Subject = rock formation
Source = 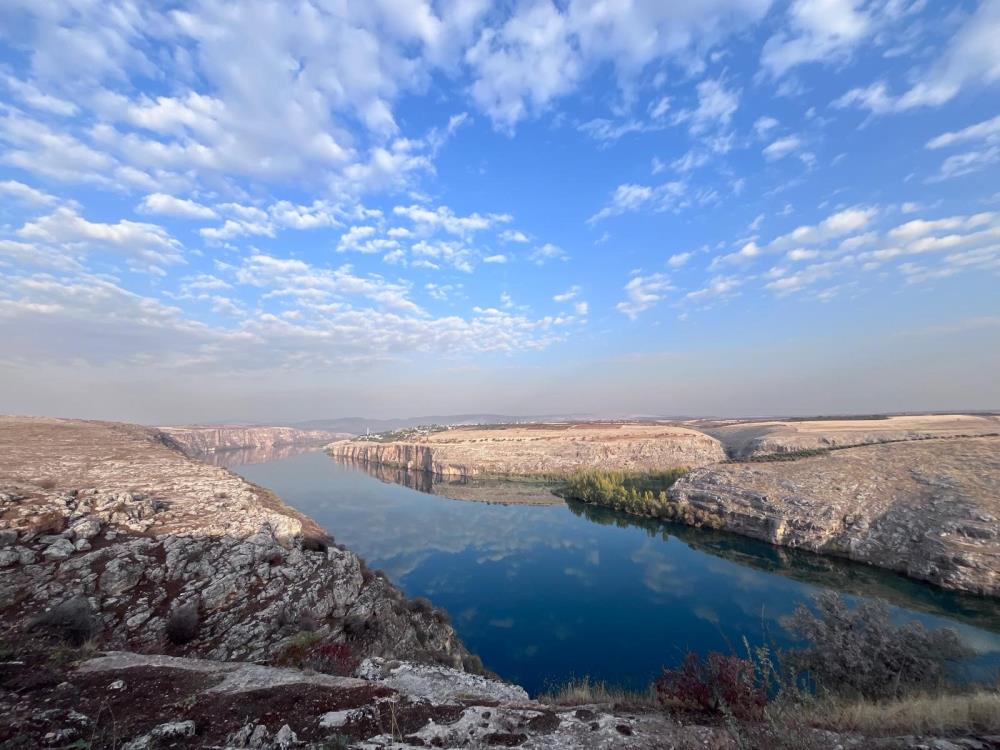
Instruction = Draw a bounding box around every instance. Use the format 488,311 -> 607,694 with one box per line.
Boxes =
0,416 -> 466,664
329,423 -> 727,478
697,414 -> 1000,459
160,425 -> 348,455
670,436 -> 1000,597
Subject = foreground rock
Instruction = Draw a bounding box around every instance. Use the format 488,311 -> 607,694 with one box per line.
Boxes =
0,416 -> 468,664
330,423 -> 727,478
695,414 -> 1000,459
671,436 -> 1000,597
161,425 -> 350,455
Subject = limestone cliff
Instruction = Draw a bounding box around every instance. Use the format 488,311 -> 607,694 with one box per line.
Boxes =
670,436 -> 1000,597
160,425 -> 347,455
0,416 -> 467,665
329,422 -> 727,478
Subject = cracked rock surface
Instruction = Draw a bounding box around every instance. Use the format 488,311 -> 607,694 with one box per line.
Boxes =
671,436 -> 1000,597
0,415 -> 468,664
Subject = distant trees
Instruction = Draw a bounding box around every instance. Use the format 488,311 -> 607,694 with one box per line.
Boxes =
560,469 -> 719,527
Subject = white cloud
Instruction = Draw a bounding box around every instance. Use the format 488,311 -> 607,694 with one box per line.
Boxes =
616,273 -> 671,319
0,180 -> 58,205
589,181 -> 686,222
17,207 -> 183,267
763,135 -> 803,160
834,1 -> 1000,114
483,254 -> 508,263
667,252 -> 692,267
531,243 -> 569,264
337,225 -> 378,252
926,114 -> 1000,150
465,1 -> 770,130
138,193 -> 217,220
499,229 -> 530,243
676,78 -> 740,135
753,116 -> 779,137
393,204 -> 511,236
685,275 -> 742,301
761,0 -> 872,77
553,285 -> 581,302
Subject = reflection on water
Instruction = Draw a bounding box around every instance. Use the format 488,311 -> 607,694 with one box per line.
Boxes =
340,457 -> 565,505
231,451 -> 1000,695
200,444 -> 321,467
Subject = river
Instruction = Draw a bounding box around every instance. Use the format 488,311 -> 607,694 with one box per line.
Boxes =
226,447 -> 1000,696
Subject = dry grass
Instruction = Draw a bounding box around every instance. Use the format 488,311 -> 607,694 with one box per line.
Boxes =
803,690 -> 1000,736
538,677 -> 659,709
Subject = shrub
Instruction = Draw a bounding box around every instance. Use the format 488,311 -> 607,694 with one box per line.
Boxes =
406,597 -> 434,615
274,630 -> 324,666
301,534 -> 329,553
781,592 -> 971,700
655,652 -> 767,719
30,596 -> 99,645
165,602 -> 200,644
559,469 -> 721,526
304,642 -> 358,676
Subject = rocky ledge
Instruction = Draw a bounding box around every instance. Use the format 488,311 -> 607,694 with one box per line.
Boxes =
329,423 -> 727,478
161,425 -> 349,456
670,436 -> 1000,597
0,416 -> 468,664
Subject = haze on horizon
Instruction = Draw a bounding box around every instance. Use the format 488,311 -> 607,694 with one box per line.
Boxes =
1,1 -> 998,426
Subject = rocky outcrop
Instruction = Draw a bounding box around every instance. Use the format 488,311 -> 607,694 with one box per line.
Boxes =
161,425 -> 348,455
670,436 -> 1000,597
0,647 -> 739,749
0,416 -> 467,665
329,423 -> 727,478
698,414 -> 1000,459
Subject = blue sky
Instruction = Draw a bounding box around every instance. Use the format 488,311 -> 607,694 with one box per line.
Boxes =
0,0 -> 998,423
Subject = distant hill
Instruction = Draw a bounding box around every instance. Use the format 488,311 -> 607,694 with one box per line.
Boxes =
287,414 -> 596,435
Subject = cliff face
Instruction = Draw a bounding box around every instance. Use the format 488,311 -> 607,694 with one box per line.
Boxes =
670,436 -> 1000,597
329,423 -> 727,478
160,425 -> 346,455
699,414 -> 1000,459
0,416 -> 466,665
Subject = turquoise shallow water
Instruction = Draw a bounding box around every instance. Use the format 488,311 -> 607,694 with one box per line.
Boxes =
230,450 -> 1000,696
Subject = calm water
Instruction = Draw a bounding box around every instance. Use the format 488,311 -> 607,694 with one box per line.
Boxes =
230,449 -> 1000,695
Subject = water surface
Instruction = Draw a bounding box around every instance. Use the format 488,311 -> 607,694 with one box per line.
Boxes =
229,449 -> 1000,695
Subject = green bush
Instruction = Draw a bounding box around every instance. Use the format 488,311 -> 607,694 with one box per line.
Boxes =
560,469 -> 720,526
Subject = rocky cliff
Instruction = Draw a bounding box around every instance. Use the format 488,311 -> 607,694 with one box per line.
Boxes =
670,436 -> 1000,597
329,423 -> 727,478
0,416 -> 467,664
698,414 -> 1000,459
160,425 -> 347,455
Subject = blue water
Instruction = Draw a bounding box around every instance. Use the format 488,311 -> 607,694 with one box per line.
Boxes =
231,450 -> 1000,696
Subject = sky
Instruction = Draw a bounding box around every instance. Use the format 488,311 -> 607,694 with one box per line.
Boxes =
0,0 -> 998,424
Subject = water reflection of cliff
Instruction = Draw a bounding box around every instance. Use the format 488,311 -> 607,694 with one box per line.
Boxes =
200,445 -> 322,467
332,457 -> 565,506
565,499 -> 1000,633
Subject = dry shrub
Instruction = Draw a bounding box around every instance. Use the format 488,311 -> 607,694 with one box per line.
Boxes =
30,597 -> 99,645
304,642 -> 358,676
166,602 -> 200,644
782,592 -> 970,700
540,677 -> 658,709
803,690 -> 1000,736
655,652 -> 767,719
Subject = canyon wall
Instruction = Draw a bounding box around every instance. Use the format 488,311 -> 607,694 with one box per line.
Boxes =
329,423 -> 727,478
670,436 -> 1000,597
160,425 -> 348,455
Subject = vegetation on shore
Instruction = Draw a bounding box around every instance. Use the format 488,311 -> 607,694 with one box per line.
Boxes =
542,591 -> 995,746
557,468 -> 722,527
